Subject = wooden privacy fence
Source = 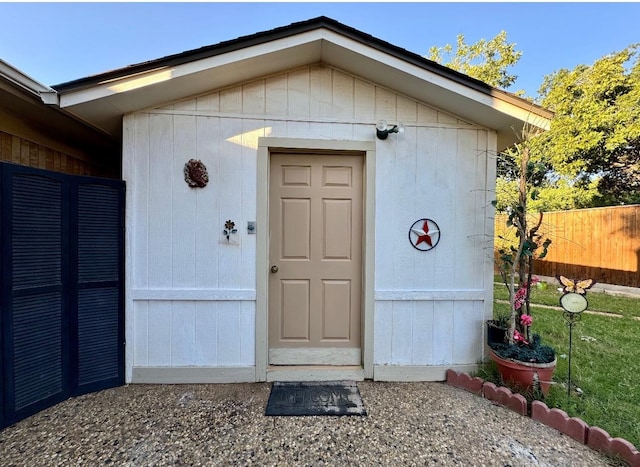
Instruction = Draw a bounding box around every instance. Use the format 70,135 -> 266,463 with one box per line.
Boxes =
495,205 -> 640,288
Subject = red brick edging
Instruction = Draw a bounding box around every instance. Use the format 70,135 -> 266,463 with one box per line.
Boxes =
446,369 -> 640,466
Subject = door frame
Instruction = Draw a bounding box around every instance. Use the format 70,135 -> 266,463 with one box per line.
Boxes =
256,138 -> 376,381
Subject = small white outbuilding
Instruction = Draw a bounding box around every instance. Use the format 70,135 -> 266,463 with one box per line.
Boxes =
53,17 -> 552,384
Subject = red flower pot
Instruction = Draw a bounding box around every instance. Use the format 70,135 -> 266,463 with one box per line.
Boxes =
489,350 -> 556,396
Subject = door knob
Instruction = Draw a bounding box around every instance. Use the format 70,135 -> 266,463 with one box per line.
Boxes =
271,265 -> 279,273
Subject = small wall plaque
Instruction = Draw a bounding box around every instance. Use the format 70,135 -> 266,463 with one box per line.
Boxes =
184,159 -> 209,188
224,220 -> 238,241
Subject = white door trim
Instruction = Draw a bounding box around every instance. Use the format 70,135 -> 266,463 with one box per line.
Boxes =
269,348 -> 362,365
256,137 -> 376,381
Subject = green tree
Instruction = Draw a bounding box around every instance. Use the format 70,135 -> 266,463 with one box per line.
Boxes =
495,176 -> 600,213
538,45 -> 640,206
427,30 -> 522,90
431,33 -> 640,209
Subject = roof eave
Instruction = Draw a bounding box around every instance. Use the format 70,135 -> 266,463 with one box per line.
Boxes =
1,59 -> 118,153
52,16 -> 552,149
0,58 -> 56,97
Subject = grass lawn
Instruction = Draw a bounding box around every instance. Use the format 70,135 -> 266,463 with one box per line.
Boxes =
488,278 -> 640,450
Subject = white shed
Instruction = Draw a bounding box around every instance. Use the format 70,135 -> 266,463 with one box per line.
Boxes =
52,17 -> 552,384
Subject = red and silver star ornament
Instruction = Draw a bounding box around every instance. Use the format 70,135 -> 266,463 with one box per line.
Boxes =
409,218 -> 441,251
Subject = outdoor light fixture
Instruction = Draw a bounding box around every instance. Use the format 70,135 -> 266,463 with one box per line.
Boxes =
376,120 -> 404,140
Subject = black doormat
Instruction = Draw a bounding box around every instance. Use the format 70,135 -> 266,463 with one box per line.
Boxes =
265,381 -> 367,416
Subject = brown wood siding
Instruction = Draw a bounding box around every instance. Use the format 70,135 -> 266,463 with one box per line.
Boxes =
0,130 -> 111,178
495,205 -> 640,288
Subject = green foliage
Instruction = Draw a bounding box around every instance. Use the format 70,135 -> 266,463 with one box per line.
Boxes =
494,275 -> 640,319
491,308 -> 511,328
427,30 -> 522,90
495,176 -> 601,212
537,45 -> 640,205
491,282 -> 640,449
494,128 -> 553,353
535,305 -> 640,448
430,31 -> 640,208
489,334 -> 556,364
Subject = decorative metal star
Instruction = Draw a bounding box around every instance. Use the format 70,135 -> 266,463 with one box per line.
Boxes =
412,221 -> 433,246
408,218 -> 441,251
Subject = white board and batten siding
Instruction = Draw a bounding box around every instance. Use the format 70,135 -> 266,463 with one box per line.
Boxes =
123,64 -> 497,383
374,122 -> 495,381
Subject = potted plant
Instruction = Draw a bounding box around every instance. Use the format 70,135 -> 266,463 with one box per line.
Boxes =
491,125 -> 556,396
488,279 -> 557,395
486,309 -> 510,346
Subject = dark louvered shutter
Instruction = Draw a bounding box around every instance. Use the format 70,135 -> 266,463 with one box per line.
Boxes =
9,173 -> 66,413
1,163 -> 124,429
76,183 -> 123,389
12,293 -> 63,409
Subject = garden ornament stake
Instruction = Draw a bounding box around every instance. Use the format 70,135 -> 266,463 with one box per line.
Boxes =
557,276 -> 594,399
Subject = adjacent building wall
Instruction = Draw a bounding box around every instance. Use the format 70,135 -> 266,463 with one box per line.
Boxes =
123,64 -> 497,382
0,129 -> 110,177
0,93 -> 119,178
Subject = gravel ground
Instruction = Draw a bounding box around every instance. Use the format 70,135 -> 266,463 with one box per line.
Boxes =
0,381 -> 618,466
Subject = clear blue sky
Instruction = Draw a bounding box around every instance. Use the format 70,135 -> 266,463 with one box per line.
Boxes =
1,2 -> 639,98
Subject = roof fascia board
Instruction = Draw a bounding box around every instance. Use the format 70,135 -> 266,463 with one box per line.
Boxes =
317,18 -> 551,123
325,32 -> 488,101
321,31 -> 551,129
0,59 -> 60,106
58,29 -> 325,108
53,16 -> 486,95
53,16 -> 550,119
488,97 -> 551,131
58,26 -> 550,130
53,17 -> 340,92
0,59 -> 54,96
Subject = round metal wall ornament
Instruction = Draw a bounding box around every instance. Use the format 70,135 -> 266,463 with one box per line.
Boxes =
184,159 -> 209,188
409,218 -> 441,251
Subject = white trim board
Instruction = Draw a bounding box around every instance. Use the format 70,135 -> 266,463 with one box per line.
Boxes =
131,367 -> 256,384
374,290 -> 484,301
266,366 -> 365,382
374,364 -> 479,382
142,109 -> 479,130
132,289 -> 256,301
269,348 -> 361,365
131,365 -> 481,383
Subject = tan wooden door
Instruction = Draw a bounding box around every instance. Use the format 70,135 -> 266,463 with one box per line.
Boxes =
269,153 -> 363,365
